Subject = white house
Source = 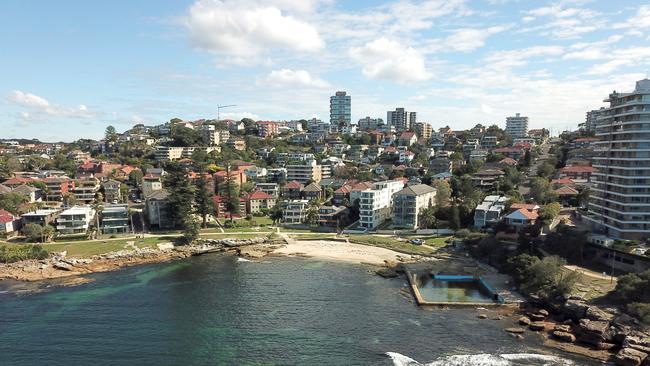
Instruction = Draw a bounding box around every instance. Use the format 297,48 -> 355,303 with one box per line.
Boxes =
56,206 -> 96,235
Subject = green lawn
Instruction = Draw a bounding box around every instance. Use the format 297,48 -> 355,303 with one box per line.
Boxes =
347,235 -> 440,256
423,236 -> 453,247
41,237 -> 169,257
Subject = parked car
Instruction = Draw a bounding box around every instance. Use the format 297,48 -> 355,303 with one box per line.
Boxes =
409,239 -> 424,245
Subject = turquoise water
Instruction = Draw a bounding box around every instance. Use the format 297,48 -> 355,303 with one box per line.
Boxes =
417,278 -> 495,303
0,255 -> 597,365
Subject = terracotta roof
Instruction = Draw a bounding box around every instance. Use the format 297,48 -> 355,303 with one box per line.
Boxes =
551,177 -> 575,186
350,181 -> 374,191
400,132 -> 416,139
0,209 -> 14,223
508,208 -> 539,220
560,165 -> 596,173
555,185 -> 579,195
0,184 -> 12,194
510,203 -> 539,210
12,185 -> 38,194
334,185 -> 352,194
302,182 -> 321,192
499,157 -> 518,165
2,177 -> 34,186
247,190 -> 273,200
284,180 -> 303,189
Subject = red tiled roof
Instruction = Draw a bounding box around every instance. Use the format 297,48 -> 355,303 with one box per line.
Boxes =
499,157 -> 518,165
2,177 -> 34,186
510,208 -> 539,220
560,165 -> 595,173
335,185 -> 352,194
555,185 -> 579,195
247,190 -> 273,200
284,180 -> 303,189
510,203 -> 539,210
551,177 -> 575,185
0,209 -> 14,223
400,132 -> 416,139
350,181 -> 373,191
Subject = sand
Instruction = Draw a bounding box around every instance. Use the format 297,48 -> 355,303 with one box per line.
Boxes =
272,239 -> 413,266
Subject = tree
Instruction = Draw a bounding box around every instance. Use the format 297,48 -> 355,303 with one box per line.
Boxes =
539,202 -> 561,225
449,204 -> 461,230
129,170 -> 144,188
62,193 -> 77,207
164,163 -> 196,243
195,175 -> 215,228
170,125 -> 202,147
269,202 -> 283,224
42,225 -> 56,242
536,162 -> 555,178
191,149 -> 209,172
0,193 -> 28,215
507,254 -> 578,299
105,125 -> 118,142
305,204 -> 319,226
530,177 -> 557,204
23,223 -> 44,243
431,180 -> 451,207
180,216 -> 200,245
419,207 -> 437,229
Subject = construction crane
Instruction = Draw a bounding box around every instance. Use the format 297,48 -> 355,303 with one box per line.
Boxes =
217,104 -> 237,122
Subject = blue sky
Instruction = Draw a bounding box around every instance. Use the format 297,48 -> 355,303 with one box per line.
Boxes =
2,0 -> 649,141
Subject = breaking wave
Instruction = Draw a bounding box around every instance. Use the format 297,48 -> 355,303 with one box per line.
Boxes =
386,352 -> 574,366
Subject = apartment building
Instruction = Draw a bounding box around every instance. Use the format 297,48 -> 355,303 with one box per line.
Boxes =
387,108 -> 416,132
473,195 -> 507,228
286,159 -> 322,184
73,178 -> 100,204
505,113 -> 529,138
256,121 -> 279,137
255,182 -> 279,198
282,200 -> 310,224
358,180 -> 405,229
586,79 -> 650,239
330,91 -> 351,126
43,177 -> 74,201
414,122 -> 432,140
100,204 -> 130,234
200,126 -> 230,146
358,117 -> 383,131
154,146 -> 220,161
103,179 -> 122,203
56,206 -> 95,235
392,184 -> 436,229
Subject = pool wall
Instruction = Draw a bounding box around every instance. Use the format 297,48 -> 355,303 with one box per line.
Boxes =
406,271 -> 505,306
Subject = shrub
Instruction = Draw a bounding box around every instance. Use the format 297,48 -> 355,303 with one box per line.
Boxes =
627,303 -> 650,324
0,244 -> 49,263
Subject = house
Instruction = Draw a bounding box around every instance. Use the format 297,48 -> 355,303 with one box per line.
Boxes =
0,209 -> 18,233
146,190 -> 174,229
302,182 -> 323,201
555,185 -> 579,206
559,165 -> 595,184
333,184 -> 352,205
103,179 -> 122,203
100,204 -> 130,234
471,169 -> 505,190
282,180 -> 304,199
498,157 -> 518,167
392,184 -> 436,229
318,205 -> 349,227
21,209 -> 61,227
473,196 -> 507,228
1,176 -> 34,188
246,191 -> 276,214
142,174 -> 163,198
505,207 -> 539,230
492,147 -> 525,160
398,132 -> 417,146
212,195 -> 247,218
429,157 -> 453,175
255,183 -> 279,198
399,151 -> 415,163
282,200 -> 310,224
56,206 -> 96,235
11,185 -> 41,203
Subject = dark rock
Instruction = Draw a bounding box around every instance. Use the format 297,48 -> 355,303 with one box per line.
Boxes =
614,347 -> 648,366
478,314 -> 488,319
518,316 -> 531,326
538,309 -> 549,317
565,299 -> 589,320
376,267 -> 398,278
554,324 -> 572,333
552,331 -> 576,343
529,322 -> 546,331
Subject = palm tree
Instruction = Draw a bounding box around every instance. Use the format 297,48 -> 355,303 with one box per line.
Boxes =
42,225 -> 56,243
419,207 -> 437,231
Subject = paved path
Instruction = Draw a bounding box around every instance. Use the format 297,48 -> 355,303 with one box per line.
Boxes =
565,265 -> 617,282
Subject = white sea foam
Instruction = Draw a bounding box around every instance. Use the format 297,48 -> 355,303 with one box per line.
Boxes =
237,257 -> 252,262
386,352 -> 574,366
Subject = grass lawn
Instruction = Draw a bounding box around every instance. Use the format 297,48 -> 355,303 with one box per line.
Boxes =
568,269 -> 617,301
347,235 -> 439,256
423,236 -> 453,247
41,236 -> 170,257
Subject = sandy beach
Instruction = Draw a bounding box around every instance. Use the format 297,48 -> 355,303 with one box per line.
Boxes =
271,238 -> 415,266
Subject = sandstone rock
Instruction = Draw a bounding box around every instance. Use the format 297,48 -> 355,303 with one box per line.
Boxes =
614,347 -> 648,366
565,299 -> 589,320
505,328 -> 525,334
375,267 -> 398,278
52,261 -> 73,271
577,319 -> 612,346
538,309 -> 549,317
529,322 -> 546,331
554,324 -> 572,333
518,316 -> 531,326
596,342 -> 617,351
478,314 -> 488,319
586,306 -> 615,322
552,331 -> 576,343
530,313 -> 546,321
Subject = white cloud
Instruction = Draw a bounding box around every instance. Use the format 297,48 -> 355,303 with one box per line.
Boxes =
484,45 -> 564,69
613,5 -> 650,30
184,0 -> 324,57
349,38 -> 431,83
221,111 -> 260,120
445,25 -> 509,52
585,59 -> 632,75
7,90 -> 95,119
521,3 -> 602,39
259,69 -> 330,88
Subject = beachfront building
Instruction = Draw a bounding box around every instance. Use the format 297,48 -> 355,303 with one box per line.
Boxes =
505,113 -> 529,138
146,190 -> 174,229
100,204 -> 130,234
73,178 -> 100,204
585,79 -> 650,239
43,177 -> 73,201
358,180 -> 405,230
392,184 -> 436,229
318,205 -> 349,227
0,209 -> 18,233
282,200 -> 310,224
246,191 -> 276,214
21,209 -> 61,227
103,179 -> 122,203
56,206 -> 95,235
473,195 -> 507,228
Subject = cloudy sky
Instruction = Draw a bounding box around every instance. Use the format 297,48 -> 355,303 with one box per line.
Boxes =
2,0 -> 650,141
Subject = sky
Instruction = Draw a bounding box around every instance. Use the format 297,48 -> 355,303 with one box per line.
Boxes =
1,0 -> 650,142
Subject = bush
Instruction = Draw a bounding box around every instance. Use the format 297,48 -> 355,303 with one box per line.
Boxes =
0,244 -> 49,263
506,254 -> 577,299
627,303 -> 650,324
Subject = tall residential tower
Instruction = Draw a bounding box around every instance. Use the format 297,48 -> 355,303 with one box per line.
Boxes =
330,91 -> 351,127
585,79 -> 650,239
505,113 -> 529,138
